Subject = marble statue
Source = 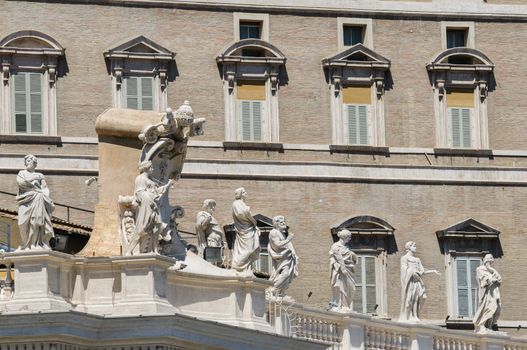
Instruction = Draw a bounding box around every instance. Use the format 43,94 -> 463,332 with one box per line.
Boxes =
473,254 -> 502,334
16,155 -> 55,250
120,101 -> 205,258
125,160 -> 175,255
399,241 -> 439,322
231,187 -> 260,275
268,215 -> 298,298
196,199 -> 225,253
329,229 -> 357,312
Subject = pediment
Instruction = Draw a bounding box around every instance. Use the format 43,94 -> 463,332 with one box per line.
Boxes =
105,36 -> 174,60
436,218 -> 499,239
331,215 -> 395,236
322,44 -> 390,68
0,31 -> 64,55
216,39 -> 286,65
427,47 -> 494,70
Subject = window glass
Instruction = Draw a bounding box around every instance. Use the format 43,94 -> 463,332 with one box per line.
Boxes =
343,26 -> 364,46
447,29 -> 467,49
240,21 -> 261,40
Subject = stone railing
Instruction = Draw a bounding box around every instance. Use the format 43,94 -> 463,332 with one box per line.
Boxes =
268,299 -> 527,350
0,255 -> 13,301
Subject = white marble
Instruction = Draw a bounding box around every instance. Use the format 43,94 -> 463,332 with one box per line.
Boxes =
231,187 -> 261,275
267,215 -> 298,298
329,229 -> 357,313
473,254 -> 503,334
399,241 -> 440,323
16,155 -> 55,250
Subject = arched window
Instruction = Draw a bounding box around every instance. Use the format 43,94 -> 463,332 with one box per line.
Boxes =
0,31 -> 65,136
323,44 -> 391,148
217,39 -> 286,144
104,36 -> 176,111
331,215 -> 396,316
426,48 -> 495,150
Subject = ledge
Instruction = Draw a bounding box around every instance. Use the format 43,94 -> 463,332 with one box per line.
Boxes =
223,141 -> 284,152
0,134 -> 62,145
329,145 -> 390,156
433,148 -> 493,158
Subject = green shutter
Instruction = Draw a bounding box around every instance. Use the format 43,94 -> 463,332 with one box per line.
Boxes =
348,105 -> 357,145
451,108 -> 461,148
13,72 -> 42,133
140,77 -> 153,111
461,108 -> 471,148
470,259 -> 481,317
14,73 -> 27,133
347,104 -> 368,145
29,73 -> 42,133
353,256 -> 363,313
241,101 -> 252,141
239,100 -> 263,141
365,256 -> 377,313
456,258 -> 469,317
252,101 -> 262,141
126,77 -> 138,110
358,105 -> 368,145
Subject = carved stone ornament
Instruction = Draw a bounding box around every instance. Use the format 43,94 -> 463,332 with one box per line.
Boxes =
121,101 -> 206,257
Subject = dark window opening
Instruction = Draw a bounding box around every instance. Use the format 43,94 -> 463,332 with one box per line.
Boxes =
240,21 -> 262,40
343,26 -> 364,46
447,29 -> 467,49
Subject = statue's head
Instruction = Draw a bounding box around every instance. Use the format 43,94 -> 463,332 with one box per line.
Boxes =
272,215 -> 287,231
405,241 -> 417,253
175,100 -> 194,127
483,254 -> 494,265
337,229 -> 352,243
234,187 -> 247,200
202,199 -> 216,212
24,154 -> 38,169
138,160 -> 153,174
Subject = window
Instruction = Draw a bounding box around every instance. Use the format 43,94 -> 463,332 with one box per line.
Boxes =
343,87 -> 371,145
331,216 -> 396,317
446,29 -> 467,49
13,72 -> 43,134
234,13 -> 269,41
323,45 -> 390,146
441,22 -> 474,50
343,26 -> 364,46
338,18 -> 373,50
454,256 -> 481,318
436,218 -> 501,327
217,40 -> 285,143
240,21 -> 262,40
0,31 -> 65,136
353,255 -> 377,314
427,48 -> 494,150
447,91 -> 474,148
104,36 -> 175,112
124,76 -> 154,110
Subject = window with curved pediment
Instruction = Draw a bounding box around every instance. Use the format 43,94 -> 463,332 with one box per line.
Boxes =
0,31 -> 65,135
322,44 -> 391,147
104,36 -> 176,111
426,48 -> 495,150
331,216 -> 396,316
217,39 -> 286,143
436,218 -> 502,327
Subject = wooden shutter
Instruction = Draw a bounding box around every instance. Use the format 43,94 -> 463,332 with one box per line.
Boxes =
469,258 -> 481,317
13,72 -> 42,133
450,108 -> 471,148
364,256 -> 377,313
346,105 -> 369,145
461,108 -> 471,148
14,73 -> 27,133
353,256 -> 364,312
29,73 -> 42,133
140,77 -> 153,110
239,100 -> 263,141
126,77 -> 138,110
456,258 -> 470,317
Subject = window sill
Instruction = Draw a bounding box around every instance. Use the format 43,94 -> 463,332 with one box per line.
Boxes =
329,144 -> 389,156
223,141 -> 284,152
0,134 -> 62,145
434,148 -> 493,157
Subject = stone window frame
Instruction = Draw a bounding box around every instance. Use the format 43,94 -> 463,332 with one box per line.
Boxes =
441,21 -> 475,50
233,13 -> 270,41
322,44 -> 390,147
436,218 -> 501,326
0,30 -> 65,136
104,36 -> 175,112
337,17 -> 373,51
216,39 -> 286,143
426,48 -> 495,150
331,215 -> 396,317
